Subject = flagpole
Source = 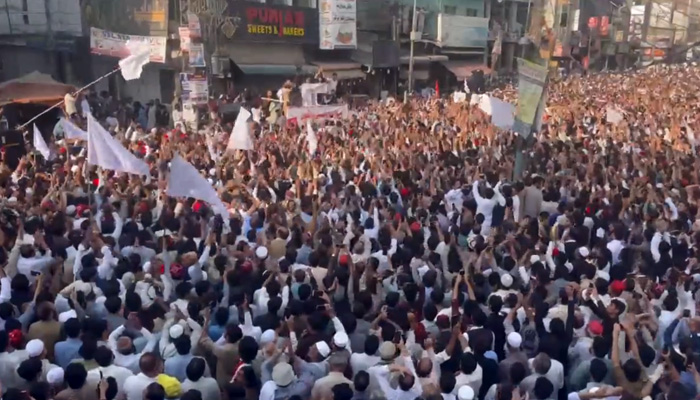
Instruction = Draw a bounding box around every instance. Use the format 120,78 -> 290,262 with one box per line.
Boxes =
19,68 -> 123,129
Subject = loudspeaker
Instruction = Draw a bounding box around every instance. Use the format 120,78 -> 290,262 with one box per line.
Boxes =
0,130 -> 26,170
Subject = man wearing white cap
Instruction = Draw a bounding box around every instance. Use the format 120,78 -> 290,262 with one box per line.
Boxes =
499,332 -> 530,383
24,339 -> 60,383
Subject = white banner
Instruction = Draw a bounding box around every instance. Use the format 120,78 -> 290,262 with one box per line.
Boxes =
89,27 -> 167,63
319,0 -> 357,49
287,104 -> 349,122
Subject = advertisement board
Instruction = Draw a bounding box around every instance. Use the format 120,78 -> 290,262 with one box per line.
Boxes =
89,27 -> 167,63
82,0 -> 169,36
319,0 -> 357,49
437,14 -> 488,48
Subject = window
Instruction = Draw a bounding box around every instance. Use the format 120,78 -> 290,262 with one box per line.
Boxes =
559,5 -> 569,27
444,5 -> 457,14
466,8 -> 478,17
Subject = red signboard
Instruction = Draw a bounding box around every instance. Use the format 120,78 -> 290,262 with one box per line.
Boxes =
224,1 -> 319,44
588,17 -> 599,30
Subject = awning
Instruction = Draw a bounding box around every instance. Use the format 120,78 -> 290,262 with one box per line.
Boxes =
223,43 -> 316,75
333,69 -> 366,80
238,65 -> 317,75
311,61 -> 365,80
400,54 -> 449,65
0,71 -> 75,106
440,61 -> 491,79
400,69 -> 429,80
311,62 -> 362,71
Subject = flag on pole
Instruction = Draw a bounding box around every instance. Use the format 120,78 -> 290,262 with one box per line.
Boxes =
61,118 -> 88,140
119,42 -> 151,81
306,120 -> 318,156
33,125 -> 51,159
227,108 -> 254,151
166,154 -> 228,218
87,113 -> 149,176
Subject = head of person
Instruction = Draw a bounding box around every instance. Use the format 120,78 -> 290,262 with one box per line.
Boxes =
332,383 -> 354,400
64,318 -> 81,339
185,357 -> 206,382
354,371 -> 370,393
328,352 -> 347,373
397,369 -> 416,392
439,373 -> 456,395
460,352 -> 478,375
173,335 -> 191,356
95,346 -> 114,367
224,324 -> 243,344
180,390 -> 203,400
533,377 -> 554,400
16,357 -> 43,383
64,362 -> 88,390
590,358 -> 608,383
621,358 -> 642,383
510,362 -> 527,386
532,353 -> 551,375
139,352 -> 162,377
238,336 -> 260,364
144,382 -> 166,400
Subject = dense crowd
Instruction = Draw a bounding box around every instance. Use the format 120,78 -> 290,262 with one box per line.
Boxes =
0,63 -> 699,400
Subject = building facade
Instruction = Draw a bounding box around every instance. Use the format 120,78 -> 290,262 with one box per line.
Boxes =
0,0 -> 84,84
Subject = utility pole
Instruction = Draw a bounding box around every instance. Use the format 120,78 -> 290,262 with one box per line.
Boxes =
642,0 -> 652,43
407,0 -> 418,97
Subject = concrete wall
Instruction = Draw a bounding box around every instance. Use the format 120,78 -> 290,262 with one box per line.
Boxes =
0,0 -> 82,35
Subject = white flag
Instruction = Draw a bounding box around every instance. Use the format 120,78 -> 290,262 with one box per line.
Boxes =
87,113 -> 150,176
61,118 -> 88,140
227,108 -> 254,151
167,155 -> 228,218
119,42 -> 151,81
33,125 -> 51,159
306,121 -> 318,156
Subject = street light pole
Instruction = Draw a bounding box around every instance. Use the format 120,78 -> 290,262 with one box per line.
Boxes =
407,0 -> 418,97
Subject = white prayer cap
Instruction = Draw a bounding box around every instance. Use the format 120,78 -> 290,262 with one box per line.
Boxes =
169,324 -> 184,339
26,188 -> 33,196
260,330 -> 276,345
333,332 -> 349,349
507,332 -> 522,348
209,168 -> 217,176
458,386 -> 475,400
46,367 -> 64,385
26,339 -> 45,357
578,247 -> 590,258
70,165 -> 80,173
66,205 -> 76,215
529,255 -> 541,264
500,274 -> 513,288
7,197 -> 17,204
255,246 -> 268,259
143,262 -> 152,273
58,310 -> 77,323
315,341 -> 331,358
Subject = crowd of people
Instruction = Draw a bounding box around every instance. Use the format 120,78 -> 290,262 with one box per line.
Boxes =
0,62 -> 699,400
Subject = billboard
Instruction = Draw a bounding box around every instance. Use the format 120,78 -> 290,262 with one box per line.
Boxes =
437,14 -> 488,48
82,0 -> 169,36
